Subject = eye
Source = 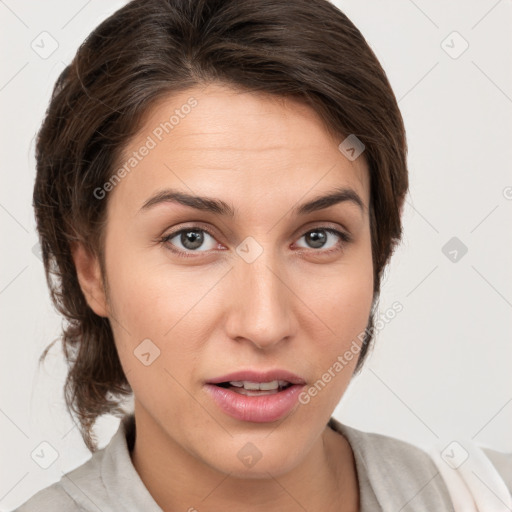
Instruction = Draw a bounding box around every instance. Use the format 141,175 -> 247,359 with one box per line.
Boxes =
161,227 -> 218,256
159,225 -> 351,258
295,228 -> 350,253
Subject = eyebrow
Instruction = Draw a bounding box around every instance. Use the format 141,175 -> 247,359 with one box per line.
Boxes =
139,186 -> 365,217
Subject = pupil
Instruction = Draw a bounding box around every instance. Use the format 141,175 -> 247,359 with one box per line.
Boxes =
307,230 -> 326,249
182,230 -> 203,250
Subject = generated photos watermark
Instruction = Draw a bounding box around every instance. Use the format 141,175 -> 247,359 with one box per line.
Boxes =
93,96 -> 198,200
298,301 -> 403,405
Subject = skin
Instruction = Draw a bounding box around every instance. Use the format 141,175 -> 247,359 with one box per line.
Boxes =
73,82 -> 374,512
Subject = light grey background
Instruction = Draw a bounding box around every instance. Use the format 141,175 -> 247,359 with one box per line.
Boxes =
1,0 -> 511,509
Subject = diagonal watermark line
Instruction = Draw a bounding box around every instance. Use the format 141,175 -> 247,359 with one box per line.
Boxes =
471,265 -> 512,308
0,202 -> 29,233
0,0 -> 29,28
472,397 -> 512,439
406,265 -> 438,297
164,160 -> 350,337
88,291 -> 132,337
267,162 -> 338,234
369,368 -> 439,438
61,423 -> 77,440
261,301 -> 396,440
471,470 -> 512,510
164,162 -> 235,241
0,408 -> 29,438
407,0 -> 439,28
263,401 -> 301,440
0,472 -> 29,502
163,367 -> 234,438
200,471 -> 233,503
398,471 -> 441,511
471,0 -> 503,30
398,62 -> 439,103
61,0 -> 92,29
61,372 -> 135,441
164,163 -> 193,192
265,265 -> 336,337
163,266 -> 233,337
0,62 -> 29,92
61,473 -> 104,512
470,204 -> 499,233
0,266 -> 29,296
472,61 -> 512,105
405,198 -> 439,233
266,472 -> 308,511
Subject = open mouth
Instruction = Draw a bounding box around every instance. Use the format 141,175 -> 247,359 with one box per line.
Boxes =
205,375 -> 306,422
214,380 -> 293,396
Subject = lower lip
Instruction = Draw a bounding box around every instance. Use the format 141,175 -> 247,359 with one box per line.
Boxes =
204,384 -> 305,423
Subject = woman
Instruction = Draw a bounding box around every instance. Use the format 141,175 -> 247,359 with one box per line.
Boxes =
14,0 -> 511,511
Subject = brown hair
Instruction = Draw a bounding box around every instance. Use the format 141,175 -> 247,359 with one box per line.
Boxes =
34,0 -> 408,451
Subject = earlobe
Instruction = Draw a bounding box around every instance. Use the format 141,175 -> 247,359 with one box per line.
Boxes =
399,200 -> 405,219
71,242 -> 109,317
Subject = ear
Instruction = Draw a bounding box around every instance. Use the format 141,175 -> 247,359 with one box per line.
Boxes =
399,197 -> 407,218
71,242 -> 109,317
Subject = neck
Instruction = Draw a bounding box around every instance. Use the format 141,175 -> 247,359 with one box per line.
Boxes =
130,406 -> 359,512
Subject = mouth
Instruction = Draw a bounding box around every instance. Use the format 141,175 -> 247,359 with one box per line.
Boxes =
204,369 -> 307,422
214,380 -> 294,396
207,369 -> 306,387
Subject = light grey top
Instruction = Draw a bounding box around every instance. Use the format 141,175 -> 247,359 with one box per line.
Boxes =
12,414 -> 511,511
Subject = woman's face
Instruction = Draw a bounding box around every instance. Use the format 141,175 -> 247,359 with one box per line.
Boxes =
84,82 -> 374,477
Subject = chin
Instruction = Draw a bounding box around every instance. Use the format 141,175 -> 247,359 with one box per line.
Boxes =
197,437 -> 306,480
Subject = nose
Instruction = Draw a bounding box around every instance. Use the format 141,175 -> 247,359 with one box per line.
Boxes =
224,255 -> 296,351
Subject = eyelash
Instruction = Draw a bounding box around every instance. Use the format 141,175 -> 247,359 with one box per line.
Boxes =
158,225 -> 352,259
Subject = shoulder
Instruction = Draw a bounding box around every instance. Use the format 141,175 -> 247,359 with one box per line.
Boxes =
329,418 -> 455,510
12,414 -> 143,512
330,419 -> 512,511
333,418 -> 442,470
12,480 -> 82,511
482,447 -> 512,494
12,446 -> 106,512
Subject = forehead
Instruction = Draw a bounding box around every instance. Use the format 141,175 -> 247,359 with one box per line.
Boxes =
111,83 -> 370,215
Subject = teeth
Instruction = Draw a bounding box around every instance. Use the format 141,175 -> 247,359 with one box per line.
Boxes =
228,380 -> 290,390
235,388 -> 279,396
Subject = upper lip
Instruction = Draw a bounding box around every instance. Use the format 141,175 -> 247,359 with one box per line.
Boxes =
207,369 -> 306,385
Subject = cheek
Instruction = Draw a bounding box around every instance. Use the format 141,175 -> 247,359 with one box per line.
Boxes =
108,264 -> 219,341
102,227 -> 182,331
103,239 -> 217,379
292,239 -> 374,400
300,271 -> 373,377
325,273 -> 374,339
103,256 -> 207,414
295,273 -> 373,419
297,238 -> 374,342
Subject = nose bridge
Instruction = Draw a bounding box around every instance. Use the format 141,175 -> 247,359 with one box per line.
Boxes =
226,241 -> 293,348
